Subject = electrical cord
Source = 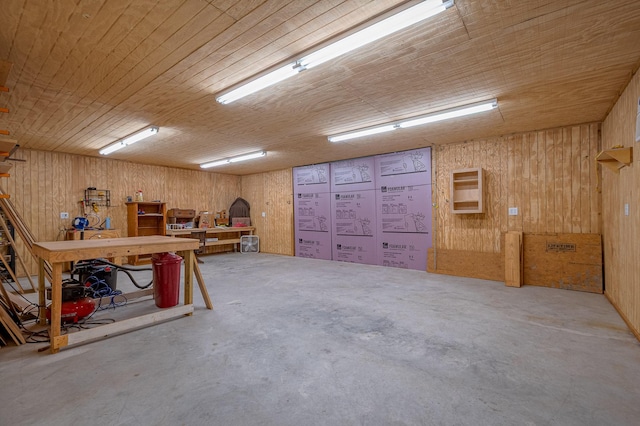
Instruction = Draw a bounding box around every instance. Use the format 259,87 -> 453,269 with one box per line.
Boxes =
26,282 -> 122,345
83,275 -> 127,311
0,267 -> 140,347
5,260 -> 151,346
0,276 -> 41,344
0,276 -> 55,347
25,301 -> 120,345
21,273 -> 124,343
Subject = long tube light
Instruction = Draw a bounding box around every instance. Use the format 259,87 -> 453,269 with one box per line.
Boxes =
216,0 -> 454,104
99,126 -> 159,155
328,99 -> 498,142
298,0 -> 452,70
217,63 -> 300,105
200,150 -> 266,169
329,124 -> 399,142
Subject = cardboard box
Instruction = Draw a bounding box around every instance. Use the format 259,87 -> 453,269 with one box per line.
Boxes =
198,212 -> 213,228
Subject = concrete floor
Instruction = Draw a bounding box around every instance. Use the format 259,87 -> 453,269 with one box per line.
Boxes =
1,253 -> 640,425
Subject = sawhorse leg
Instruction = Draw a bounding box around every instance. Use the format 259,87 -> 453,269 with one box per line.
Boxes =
193,256 -> 213,310
179,250 -> 213,310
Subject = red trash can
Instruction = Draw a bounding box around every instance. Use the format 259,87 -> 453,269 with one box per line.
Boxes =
152,252 -> 183,308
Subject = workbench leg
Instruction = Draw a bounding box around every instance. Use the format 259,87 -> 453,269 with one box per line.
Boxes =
193,256 -> 213,310
183,250 -> 194,314
38,259 -> 47,326
49,263 -> 63,353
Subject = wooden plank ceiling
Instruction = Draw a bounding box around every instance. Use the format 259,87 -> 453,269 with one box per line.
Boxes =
1,0 -> 639,175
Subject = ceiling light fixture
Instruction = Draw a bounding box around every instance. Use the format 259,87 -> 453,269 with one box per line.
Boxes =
200,150 -> 267,169
329,124 -> 399,143
99,126 -> 159,155
216,63 -> 300,105
328,99 -> 498,142
298,0 -> 453,71
215,0 -> 454,104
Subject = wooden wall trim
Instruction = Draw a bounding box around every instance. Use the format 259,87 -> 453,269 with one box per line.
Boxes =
605,291 -> 640,342
601,66 -> 640,342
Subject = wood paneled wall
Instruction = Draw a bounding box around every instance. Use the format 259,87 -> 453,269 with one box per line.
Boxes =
241,169 -> 294,256
433,123 -> 602,253
601,69 -> 640,340
239,124 -> 602,261
240,123 -> 602,262
4,124 -> 605,285
2,149 -> 240,275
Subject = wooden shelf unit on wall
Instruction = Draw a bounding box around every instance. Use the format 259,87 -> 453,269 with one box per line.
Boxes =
126,201 -> 166,265
596,147 -> 633,172
451,167 -> 484,214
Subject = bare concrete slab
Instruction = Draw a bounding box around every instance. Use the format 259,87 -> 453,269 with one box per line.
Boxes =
1,253 -> 639,425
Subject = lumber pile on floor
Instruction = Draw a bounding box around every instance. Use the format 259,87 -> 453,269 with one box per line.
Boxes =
0,284 -> 26,346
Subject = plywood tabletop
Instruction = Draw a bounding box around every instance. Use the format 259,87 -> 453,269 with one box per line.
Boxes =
33,236 -> 199,263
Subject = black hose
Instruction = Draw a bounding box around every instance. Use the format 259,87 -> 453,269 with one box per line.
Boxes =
117,268 -> 153,289
80,259 -> 152,273
73,259 -> 154,289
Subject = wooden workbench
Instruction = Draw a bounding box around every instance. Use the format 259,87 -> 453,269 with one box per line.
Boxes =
166,226 -> 255,252
65,229 -> 123,269
33,236 -> 199,353
65,228 -> 122,240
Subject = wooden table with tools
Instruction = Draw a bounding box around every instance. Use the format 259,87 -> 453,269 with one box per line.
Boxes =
33,236 -> 201,354
165,226 -> 255,252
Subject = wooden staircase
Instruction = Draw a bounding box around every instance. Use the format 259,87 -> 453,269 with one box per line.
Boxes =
0,77 -> 38,346
0,83 -> 13,195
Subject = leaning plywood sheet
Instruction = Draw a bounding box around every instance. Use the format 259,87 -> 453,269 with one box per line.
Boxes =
523,233 -> 602,293
427,248 -> 504,282
505,231 -> 523,287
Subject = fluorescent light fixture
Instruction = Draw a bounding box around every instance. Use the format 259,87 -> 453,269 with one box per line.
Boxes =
215,0 -> 453,104
328,124 -> 398,143
399,100 -> 498,128
228,151 -> 267,163
328,99 -> 498,142
299,0 -> 453,70
200,159 -> 230,168
98,141 -> 127,155
216,63 -> 300,104
99,126 -> 159,155
200,150 -> 266,169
